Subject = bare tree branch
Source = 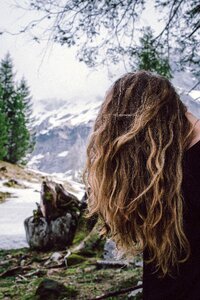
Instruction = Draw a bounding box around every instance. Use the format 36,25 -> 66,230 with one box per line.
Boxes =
89,283 -> 143,300
7,0 -> 200,83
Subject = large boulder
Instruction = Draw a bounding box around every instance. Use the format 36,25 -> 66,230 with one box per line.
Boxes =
24,180 -> 81,250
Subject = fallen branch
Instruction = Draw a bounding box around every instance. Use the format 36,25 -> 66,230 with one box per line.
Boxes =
96,259 -> 131,269
89,283 -> 143,300
45,263 -> 65,269
18,274 -> 28,281
25,269 -> 45,277
0,266 -> 31,278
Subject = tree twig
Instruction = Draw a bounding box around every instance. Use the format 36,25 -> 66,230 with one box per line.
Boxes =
89,283 -> 143,300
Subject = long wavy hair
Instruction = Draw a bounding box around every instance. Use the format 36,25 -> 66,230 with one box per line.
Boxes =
84,70 -> 195,277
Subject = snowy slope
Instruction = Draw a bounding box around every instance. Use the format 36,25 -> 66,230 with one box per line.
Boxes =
0,180 -> 41,249
33,97 -> 102,128
28,97 -> 102,177
0,162 -> 85,249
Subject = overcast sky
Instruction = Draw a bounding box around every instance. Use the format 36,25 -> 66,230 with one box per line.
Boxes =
0,0 -> 169,103
0,0 -> 114,102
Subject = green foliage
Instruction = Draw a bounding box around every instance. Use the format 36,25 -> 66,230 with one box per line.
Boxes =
0,84 -> 8,159
133,27 -> 172,78
0,248 -> 142,300
17,77 -> 36,156
0,53 -> 35,164
66,253 -> 87,266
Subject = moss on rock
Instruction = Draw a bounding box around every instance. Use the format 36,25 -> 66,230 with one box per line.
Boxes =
66,254 -> 87,266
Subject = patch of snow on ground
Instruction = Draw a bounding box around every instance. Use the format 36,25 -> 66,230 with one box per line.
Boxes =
0,180 -> 41,249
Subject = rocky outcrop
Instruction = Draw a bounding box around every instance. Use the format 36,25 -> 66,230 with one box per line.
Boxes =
24,181 -> 82,251
103,239 -> 119,260
28,98 -> 101,176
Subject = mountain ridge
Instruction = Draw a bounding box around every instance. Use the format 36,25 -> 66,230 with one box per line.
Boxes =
29,90 -> 200,177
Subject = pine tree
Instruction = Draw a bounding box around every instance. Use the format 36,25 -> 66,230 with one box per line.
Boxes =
17,77 -> 36,158
0,53 -> 15,161
130,27 -> 172,79
7,93 -> 30,163
0,83 -> 8,160
0,53 -> 34,164
0,53 -> 15,108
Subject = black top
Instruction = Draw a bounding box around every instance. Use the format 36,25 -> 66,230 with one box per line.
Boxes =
143,140 -> 200,300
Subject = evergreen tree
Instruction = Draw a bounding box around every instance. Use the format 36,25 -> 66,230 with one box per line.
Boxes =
0,84 -> 8,160
18,77 -> 36,157
0,53 -> 34,164
0,53 -> 15,160
138,28 -> 171,79
0,53 -> 15,117
7,93 -> 30,163
129,28 -> 172,79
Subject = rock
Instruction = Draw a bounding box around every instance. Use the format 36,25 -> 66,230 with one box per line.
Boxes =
24,217 -> 50,250
50,252 -> 63,263
3,179 -> 26,188
24,180 -> 81,251
35,278 -> 77,300
0,192 -> 11,203
44,252 -> 63,266
103,239 -> 136,266
0,166 -> 7,172
24,213 -> 77,250
135,260 -> 143,267
103,239 -> 119,260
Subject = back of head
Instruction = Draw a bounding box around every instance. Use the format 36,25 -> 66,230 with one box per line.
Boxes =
84,70 -> 194,277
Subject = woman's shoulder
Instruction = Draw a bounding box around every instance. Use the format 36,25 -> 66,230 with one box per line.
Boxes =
186,139 -> 200,153
186,119 -> 200,151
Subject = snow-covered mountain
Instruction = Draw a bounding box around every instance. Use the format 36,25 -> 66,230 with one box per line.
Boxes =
28,89 -> 200,178
28,97 -> 103,178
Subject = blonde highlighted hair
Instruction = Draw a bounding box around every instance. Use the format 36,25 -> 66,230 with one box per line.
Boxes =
84,71 -> 195,277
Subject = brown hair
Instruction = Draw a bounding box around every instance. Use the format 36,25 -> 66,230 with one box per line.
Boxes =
84,70 -> 195,277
